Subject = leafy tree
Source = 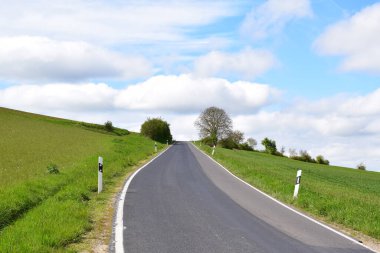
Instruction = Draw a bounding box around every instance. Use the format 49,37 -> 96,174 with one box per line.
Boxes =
194,106 -> 232,145
261,137 -> 277,155
141,118 -> 172,144
247,138 -> 257,150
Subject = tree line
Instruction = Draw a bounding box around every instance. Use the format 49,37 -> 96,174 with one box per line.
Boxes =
194,106 -> 330,166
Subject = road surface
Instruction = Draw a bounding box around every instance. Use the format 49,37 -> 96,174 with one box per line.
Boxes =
114,142 -> 373,253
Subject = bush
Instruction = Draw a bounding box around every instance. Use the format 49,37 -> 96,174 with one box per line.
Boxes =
202,136 -> 216,147
238,142 -> 254,151
141,118 -> 172,143
316,155 -> 329,165
299,150 -> 316,163
104,121 -> 114,132
219,137 -> 238,149
357,163 -> 366,170
47,163 -> 60,174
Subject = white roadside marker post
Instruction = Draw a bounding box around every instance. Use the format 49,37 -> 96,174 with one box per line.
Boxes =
212,145 -> 216,156
293,169 -> 302,199
98,156 -> 103,194
155,142 -> 157,153
167,140 -> 169,146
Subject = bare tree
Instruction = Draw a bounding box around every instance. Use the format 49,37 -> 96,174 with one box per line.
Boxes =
230,130 -> 244,144
247,138 -> 257,150
288,148 -> 297,158
194,106 -> 232,144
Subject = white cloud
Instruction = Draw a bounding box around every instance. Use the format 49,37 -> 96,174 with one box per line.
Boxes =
233,88 -> 380,171
0,36 -> 152,82
235,88 -> 380,138
241,0 -> 312,40
114,74 -> 280,113
0,1 -> 239,45
0,83 -> 117,111
0,74 -> 279,114
193,48 -> 276,79
294,89 -> 380,118
314,3 -> 380,74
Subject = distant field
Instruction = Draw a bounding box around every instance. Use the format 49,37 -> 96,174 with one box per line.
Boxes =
197,143 -> 380,240
0,107 -> 163,252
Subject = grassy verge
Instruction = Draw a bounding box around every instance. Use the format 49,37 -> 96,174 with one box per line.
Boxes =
0,107 -> 164,252
67,149 -> 165,253
196,142 -> 380,241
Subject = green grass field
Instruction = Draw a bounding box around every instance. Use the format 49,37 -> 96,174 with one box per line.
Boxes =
197,143 -> 380,240
0,107 -> 163,253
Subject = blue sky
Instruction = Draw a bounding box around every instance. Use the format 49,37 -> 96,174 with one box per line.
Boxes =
0,0 -> 379,171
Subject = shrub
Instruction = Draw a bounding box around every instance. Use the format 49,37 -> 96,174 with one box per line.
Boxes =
316,155 -> 330,165
238,142 -> 254,151
47,163 -> 60,174
104,121 -> 114,132
291,150 -> 316,163
202,136 -> 216,147
300,150 -> 316,163
219,137 -> 238,149
357,163 -> 366,170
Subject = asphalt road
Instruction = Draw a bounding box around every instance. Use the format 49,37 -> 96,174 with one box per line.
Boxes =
118,142 -> 373,253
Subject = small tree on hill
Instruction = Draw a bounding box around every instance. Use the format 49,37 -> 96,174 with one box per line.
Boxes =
141,118 -> 172,144
104,120 -> 114,132
261,137 -> 277,155
357,162 -> 366,171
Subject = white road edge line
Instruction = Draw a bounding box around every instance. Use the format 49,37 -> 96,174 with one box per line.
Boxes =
191,142 -> 377,253
115,145 -> 172,253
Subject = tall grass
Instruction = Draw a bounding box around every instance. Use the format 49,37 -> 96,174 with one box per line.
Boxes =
197,143 -> 380,240
0,107 -> 163,252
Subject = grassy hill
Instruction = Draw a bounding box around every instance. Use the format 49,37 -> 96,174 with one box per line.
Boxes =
197,143 -> 380,241
0,107 -> 164,253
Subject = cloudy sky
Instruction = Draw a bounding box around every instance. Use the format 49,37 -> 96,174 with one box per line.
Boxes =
0,0 -> 379,171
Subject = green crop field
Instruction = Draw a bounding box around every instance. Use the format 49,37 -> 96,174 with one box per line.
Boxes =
0,107 -> 164,253
196,143 -> 380,241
